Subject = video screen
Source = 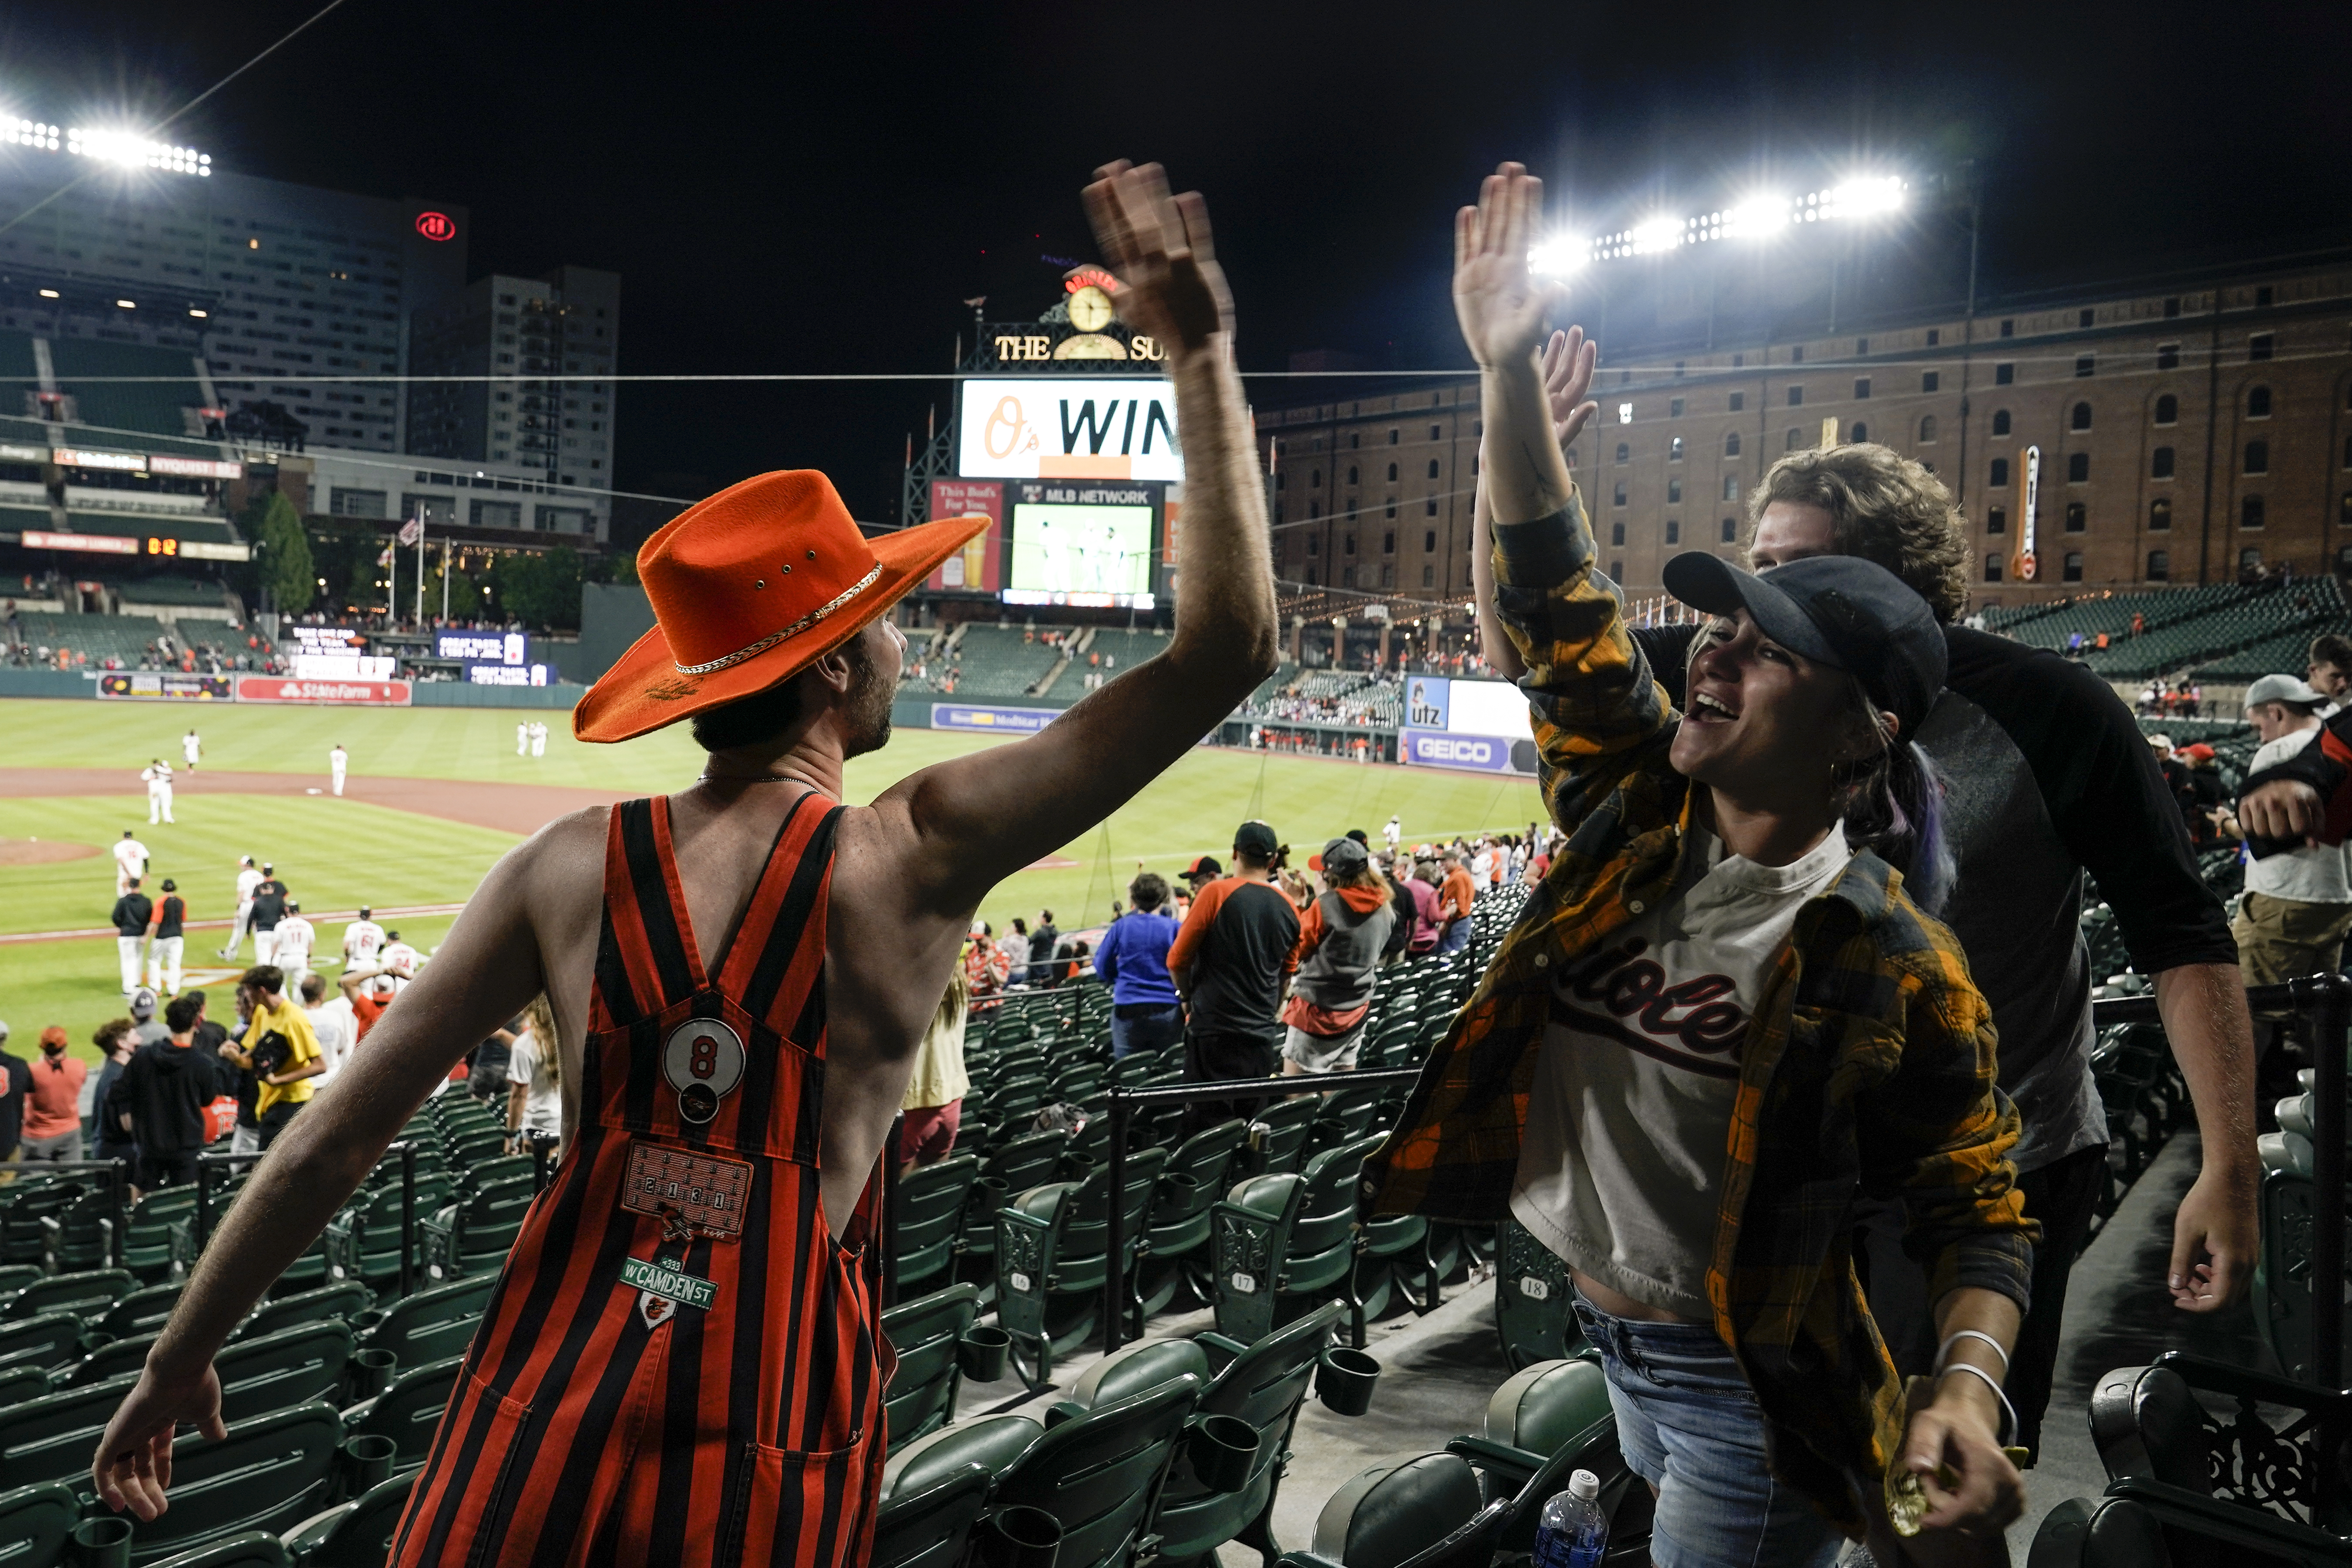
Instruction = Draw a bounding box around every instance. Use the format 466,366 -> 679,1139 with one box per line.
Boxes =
1004,501 -> 1155,608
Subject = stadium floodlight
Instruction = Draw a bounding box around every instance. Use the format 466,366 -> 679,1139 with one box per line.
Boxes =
1528,234 -> 1589,278
1720,194 -> 1791,239
60,127 -> 210,176
1627,216 -> 1685,255
1,118 -> 61,151
1820,177 -> 1904,219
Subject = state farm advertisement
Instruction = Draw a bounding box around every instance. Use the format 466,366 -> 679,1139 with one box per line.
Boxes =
235,676 -> 412,706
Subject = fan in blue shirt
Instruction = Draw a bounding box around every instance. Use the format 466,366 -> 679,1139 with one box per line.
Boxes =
1094,873 -> 1185,1059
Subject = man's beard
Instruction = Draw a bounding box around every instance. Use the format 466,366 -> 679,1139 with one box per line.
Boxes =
840,641 -> 894,759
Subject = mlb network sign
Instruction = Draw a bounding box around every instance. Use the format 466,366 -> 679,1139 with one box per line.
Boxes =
931,704 -> 1061,735
957,378 -> 1183,482
1401,728 -> 1532,775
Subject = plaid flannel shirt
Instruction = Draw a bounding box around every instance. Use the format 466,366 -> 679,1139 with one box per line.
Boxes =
1358,487 -> 2036,1535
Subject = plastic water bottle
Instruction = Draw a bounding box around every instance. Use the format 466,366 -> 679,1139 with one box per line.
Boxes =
1532,1469 -> 1608,1568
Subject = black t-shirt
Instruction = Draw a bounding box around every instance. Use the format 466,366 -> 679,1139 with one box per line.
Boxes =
0,1052 -> 28,1150
111,893 -> 152,937
250,879 -> 288,930
154,896 -> 185,941
1174,878 -> 1302,1043
1634,621 -> 2234,1168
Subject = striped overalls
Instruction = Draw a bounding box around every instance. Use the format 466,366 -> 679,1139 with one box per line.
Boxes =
394,791 -> 889,1566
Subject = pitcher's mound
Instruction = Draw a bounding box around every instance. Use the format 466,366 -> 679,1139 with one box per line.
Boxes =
0,838 -> 98,866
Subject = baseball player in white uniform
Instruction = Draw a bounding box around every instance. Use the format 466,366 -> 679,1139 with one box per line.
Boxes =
270,901 -> 316,991
329,744 -> 348,797
1383,815 -> 1402,854
528,721 -> 548,758
343,907 -> 387,969
516,722 -> 529,757
181,730 -> 201,771
112,831 -> 148,898
219,855 -> 262,960
141,760 -> 175,824
378,932 -> 419,994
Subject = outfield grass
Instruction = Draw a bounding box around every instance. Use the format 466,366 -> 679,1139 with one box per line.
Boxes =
0,698 -> 1541,1063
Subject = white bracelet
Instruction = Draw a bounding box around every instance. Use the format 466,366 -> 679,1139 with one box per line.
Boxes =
1935,1329 -> 2010,1376
1934,1360 -> 2018,1448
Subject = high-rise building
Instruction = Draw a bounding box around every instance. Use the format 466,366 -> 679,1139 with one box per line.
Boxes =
0,118 -> 466,453
406,268 -> 620,489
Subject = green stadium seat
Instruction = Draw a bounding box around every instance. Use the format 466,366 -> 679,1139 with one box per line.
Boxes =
995,1148 -> 1165,1388
0,1481 -> 76,1568
358,1275 -> 493,1369
99,1282 -> 187,1342
341,1353 -> 461,1463
886,1373 -> 1204,1568
891,1154 -> 978,1297
123,1402 -> 341,1564
1137,1119 -> 1249,1317
0,1269 -> 39,1301
458,1155 -> 534,1193
1492,1218 -> 1578,1371
1074,1301 -> 1352,1564
2027,1497 -> 2173,1568
880,1284 -> 984,1456
323,1173 -> 456,1296
446,1130 -> 508,1168
0,1368 -> 48,1411
1210,1139 -> 1372,1346
1284,1453 -> 1500,1568
232,1283 -> 373,1344
66,1334 -> 161,1389
2,1269 -> 130,1324
39,1190 -> 121,1273
1240,1099 -> 1319,1179
0,1315 -> 87,1375
417,1175 -> 535,1283
141,1531 -> 295,1568
281,1467 -> 420,1567
869,1461 -> 991,1568
214,1321 -> 353,1425
0,1374 -> 141,1487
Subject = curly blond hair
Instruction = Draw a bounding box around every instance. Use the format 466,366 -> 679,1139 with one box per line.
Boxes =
1745,444 -> 1971,623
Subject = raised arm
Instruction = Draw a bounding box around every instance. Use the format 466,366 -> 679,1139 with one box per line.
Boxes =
1472,327 -> 1597,685
91,816 -> 592,1520
878,163 -> 1277,909
1456,166 -> 1673,823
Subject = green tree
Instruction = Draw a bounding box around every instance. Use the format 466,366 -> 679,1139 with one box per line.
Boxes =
489,547 -> 584,630
251,491 -> 315,616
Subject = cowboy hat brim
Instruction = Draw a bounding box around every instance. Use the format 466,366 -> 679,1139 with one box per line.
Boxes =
572,511 -> 990,744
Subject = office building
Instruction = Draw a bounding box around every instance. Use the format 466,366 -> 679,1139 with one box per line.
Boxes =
406,268 -> 620,502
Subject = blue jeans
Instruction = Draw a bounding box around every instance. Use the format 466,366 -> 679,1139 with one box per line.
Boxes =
1109,1003 -> 1184,1060
1571,1294 -> 1844,1568
1438,917 -> 1473,954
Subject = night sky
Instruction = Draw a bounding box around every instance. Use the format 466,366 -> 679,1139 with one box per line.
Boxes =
13,1 -> 2352,525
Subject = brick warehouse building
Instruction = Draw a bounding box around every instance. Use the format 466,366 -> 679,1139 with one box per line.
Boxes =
1259,257 -> 2352,613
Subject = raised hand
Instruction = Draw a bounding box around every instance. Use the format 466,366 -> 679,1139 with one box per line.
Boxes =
1538,327 -> 1600,453
1453,163 -> 1559,370
1082,161 -> 1233,360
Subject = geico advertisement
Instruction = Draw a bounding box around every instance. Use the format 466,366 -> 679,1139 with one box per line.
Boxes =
1400,727 -> 1538,776
957,378 -> 1184,482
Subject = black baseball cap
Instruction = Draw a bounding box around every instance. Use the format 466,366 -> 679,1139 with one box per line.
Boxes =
1182,855 -> 1223,882
1662,552 -> 1945,735
1233,821 -> 1279,857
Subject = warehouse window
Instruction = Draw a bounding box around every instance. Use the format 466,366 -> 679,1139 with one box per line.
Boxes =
1987,506 -> 2007,535
2147,550 -> 2169,581
2248,385 -> 2272,418
2062,551 -> 2083,582
1992,409 -> 2012,436
1990,457 -> 2010,488
1985,554 -> 2003,582
2071,401 -> 2093,431
2149,498 -> 2172,532
2152,446 -> 2175,479
2155,394 -> 2177,425
2243,495 -> 2266,529
2245,440 -> 2269,475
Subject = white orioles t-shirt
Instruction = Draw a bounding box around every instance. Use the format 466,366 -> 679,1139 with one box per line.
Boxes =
1511,823 -> 1852,1319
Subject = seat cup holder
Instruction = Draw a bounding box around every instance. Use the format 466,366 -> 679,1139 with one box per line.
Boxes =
971,1502 -> 1063,1568
958,1325 -> 1013,1382
341,1432 -> 397,1493
1316,1346 -> 1381,1416
69,1516 -> 132,1568
351,1345 -> 398,1397
1186,1413 -> 1262,1493
969,1178 -> 1010,1217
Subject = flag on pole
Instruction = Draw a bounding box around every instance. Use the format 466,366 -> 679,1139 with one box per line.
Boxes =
397,516 -> 423,548
377,546 -> 393,566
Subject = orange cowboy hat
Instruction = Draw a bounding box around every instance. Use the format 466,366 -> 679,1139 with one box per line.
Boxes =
574,469 -> 987,744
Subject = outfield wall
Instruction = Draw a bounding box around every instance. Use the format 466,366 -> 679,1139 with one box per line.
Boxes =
0,667 -> 583,708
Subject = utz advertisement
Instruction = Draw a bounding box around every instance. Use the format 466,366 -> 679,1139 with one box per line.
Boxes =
97,672 -> 234,702
930,703 -> 1060,735
235,676 -> 412,706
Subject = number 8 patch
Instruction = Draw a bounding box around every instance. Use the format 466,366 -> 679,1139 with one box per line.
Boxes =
663,1017 -> 747,1124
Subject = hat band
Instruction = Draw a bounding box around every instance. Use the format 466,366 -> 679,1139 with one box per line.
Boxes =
672,563 -> 884,676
